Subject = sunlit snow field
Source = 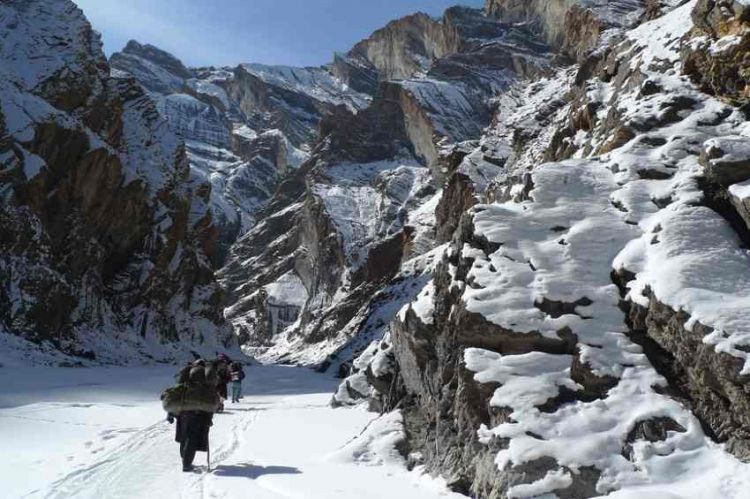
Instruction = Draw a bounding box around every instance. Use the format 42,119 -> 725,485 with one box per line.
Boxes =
0,365 -> 463,499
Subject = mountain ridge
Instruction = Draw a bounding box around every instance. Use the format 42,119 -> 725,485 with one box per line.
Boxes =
0,0 -> 233,365
5,0 -> 750,496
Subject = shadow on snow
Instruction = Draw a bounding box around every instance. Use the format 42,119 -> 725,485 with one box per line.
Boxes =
211,463 -> 302,479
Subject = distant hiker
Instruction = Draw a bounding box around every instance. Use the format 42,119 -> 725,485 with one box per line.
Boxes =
229,361 -> 246,403
162,359 -> 221,472
215,354 -> 232,413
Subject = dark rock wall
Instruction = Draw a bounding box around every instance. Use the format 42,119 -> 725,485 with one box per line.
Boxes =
0,0 -> 232,362
683,0 -> 750,104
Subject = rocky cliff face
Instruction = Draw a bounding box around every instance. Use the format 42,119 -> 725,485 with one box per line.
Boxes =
332,0 -> 750,497
110,43 -> 340,263
220,6 -> 553,366
229,64 -> 371,148
335,12 -> 460,88
485,0 -> 650,59
0,0 -> 232,363
8,0 -> 750,494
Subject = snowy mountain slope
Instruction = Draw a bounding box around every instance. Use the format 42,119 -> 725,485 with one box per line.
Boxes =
7,0 -> 750,495
110,43 -> 315,263
0,0 -> 233,363
339,0 -> 750,496
219,6 -> 557,368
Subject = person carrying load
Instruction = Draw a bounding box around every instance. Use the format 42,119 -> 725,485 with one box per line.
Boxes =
161,359 -> 221,472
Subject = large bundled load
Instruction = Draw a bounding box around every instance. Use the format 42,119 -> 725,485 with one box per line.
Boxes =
161,361 -> 221,414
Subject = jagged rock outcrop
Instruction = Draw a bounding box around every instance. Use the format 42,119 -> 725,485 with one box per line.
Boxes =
0,0 -> 232,363
220,6 -> 554,366
336,1 -> 750,497
485,0 -> 648,59
111,43 -> 319,262
683,0 -> 750,104
110,40 -> 192,94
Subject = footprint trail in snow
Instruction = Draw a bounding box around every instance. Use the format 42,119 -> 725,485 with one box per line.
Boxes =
0,365 -> 462,499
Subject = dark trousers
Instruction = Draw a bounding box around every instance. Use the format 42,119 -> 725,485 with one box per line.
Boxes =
176,411 -> 212,469
180,435 -> 198,468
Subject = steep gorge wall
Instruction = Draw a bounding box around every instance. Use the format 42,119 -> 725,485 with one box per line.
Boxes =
346,13 -> 461,82
110,42 -> 326,264
337,1 -> 750,496
0,0 -> 232,363
221,6 -> 554,366
485,0 -> 647,59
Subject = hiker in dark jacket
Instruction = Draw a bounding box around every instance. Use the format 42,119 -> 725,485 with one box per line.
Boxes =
229,362 -> 245,403
165,360 -> 217,472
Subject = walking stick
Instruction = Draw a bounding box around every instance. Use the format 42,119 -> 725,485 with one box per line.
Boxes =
207,441 -> 211,472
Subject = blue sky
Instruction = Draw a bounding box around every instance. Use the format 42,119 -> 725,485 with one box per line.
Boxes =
73,0 -> 484,68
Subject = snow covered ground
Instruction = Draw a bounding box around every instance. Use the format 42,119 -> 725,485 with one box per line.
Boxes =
0,365 -> 463,499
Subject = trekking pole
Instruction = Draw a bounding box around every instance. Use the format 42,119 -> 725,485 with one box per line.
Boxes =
207,442 -> 211,472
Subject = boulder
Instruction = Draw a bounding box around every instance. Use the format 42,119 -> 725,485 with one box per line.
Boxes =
700,136 -> 750,186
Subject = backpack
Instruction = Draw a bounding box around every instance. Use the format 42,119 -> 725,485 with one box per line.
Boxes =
161,382 -> 220,415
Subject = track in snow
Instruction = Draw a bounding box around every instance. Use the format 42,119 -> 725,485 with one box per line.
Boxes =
0,365 -> 462,499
